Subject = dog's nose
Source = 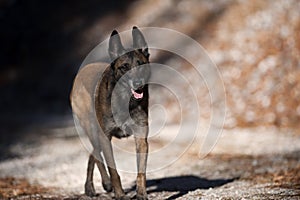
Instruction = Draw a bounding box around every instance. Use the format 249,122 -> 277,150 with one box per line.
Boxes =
133,80 -> 143,88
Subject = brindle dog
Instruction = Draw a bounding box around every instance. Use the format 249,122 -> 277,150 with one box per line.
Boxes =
71,27 -> 150,200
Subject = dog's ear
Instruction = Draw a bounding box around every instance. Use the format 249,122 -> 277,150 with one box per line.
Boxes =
132,26 -> 149,58
109,30 -> 125,61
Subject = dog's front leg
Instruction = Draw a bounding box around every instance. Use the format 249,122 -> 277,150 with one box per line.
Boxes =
100,134 -> 129,200
135,129 -> 149,200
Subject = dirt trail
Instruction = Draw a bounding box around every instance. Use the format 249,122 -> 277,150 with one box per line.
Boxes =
0,125 -> 299,199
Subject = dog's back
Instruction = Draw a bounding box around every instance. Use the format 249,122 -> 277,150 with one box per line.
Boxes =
70,62 -> 108,145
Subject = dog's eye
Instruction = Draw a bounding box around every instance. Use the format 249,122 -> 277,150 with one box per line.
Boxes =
119,64 -> 129,72
119,66 -> 126,72
137,61 -> 144,66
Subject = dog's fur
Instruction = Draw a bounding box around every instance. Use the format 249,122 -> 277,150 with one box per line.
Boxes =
71,27 -> 150,200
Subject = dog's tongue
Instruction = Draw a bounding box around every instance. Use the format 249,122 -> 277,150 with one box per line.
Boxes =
131,88 -> 143,99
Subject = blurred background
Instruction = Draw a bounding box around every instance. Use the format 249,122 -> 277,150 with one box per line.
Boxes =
0,1 -> 300,198
1,0 -> 300,156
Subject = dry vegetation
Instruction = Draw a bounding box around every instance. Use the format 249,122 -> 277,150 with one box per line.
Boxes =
0,177 -> 51,199
207,0 -> 300,129
103,0 -> 300,130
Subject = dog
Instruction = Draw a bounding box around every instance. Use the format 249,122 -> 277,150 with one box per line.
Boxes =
71,26 -> 150,200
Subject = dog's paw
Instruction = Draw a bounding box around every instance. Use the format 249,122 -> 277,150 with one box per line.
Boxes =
84,181 -> 96,197
136,194 -> 148,200
102,181 -> 112,192
115,194 -> 131,200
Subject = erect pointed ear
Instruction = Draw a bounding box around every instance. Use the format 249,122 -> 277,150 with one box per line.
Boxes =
108,30 -> 125,61
132,26 -> 149,58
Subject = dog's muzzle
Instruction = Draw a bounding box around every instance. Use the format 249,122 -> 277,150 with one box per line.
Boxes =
130,79 -> 144,100
131,87 -> 144,99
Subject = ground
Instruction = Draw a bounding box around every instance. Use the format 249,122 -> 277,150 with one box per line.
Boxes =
0,121 -> 299,199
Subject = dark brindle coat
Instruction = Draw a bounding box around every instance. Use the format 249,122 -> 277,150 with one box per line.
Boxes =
71,27 -> 150,200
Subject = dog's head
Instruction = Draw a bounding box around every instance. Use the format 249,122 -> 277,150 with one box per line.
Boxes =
108,26 -> 150,100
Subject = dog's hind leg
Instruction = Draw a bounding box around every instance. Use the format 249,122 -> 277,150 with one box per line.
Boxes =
94,152 -> 112,192
84,154 -> 96,197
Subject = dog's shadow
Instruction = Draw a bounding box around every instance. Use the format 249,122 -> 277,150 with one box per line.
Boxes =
128,175 -> 235,200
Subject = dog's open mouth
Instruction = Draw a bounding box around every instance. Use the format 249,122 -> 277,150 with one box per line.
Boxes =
131,87 -> 144,100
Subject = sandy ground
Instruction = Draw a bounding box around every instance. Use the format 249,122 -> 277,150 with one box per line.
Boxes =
0,121 -> 299,199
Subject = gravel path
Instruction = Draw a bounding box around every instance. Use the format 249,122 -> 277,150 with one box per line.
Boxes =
0,124 -> 299,199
